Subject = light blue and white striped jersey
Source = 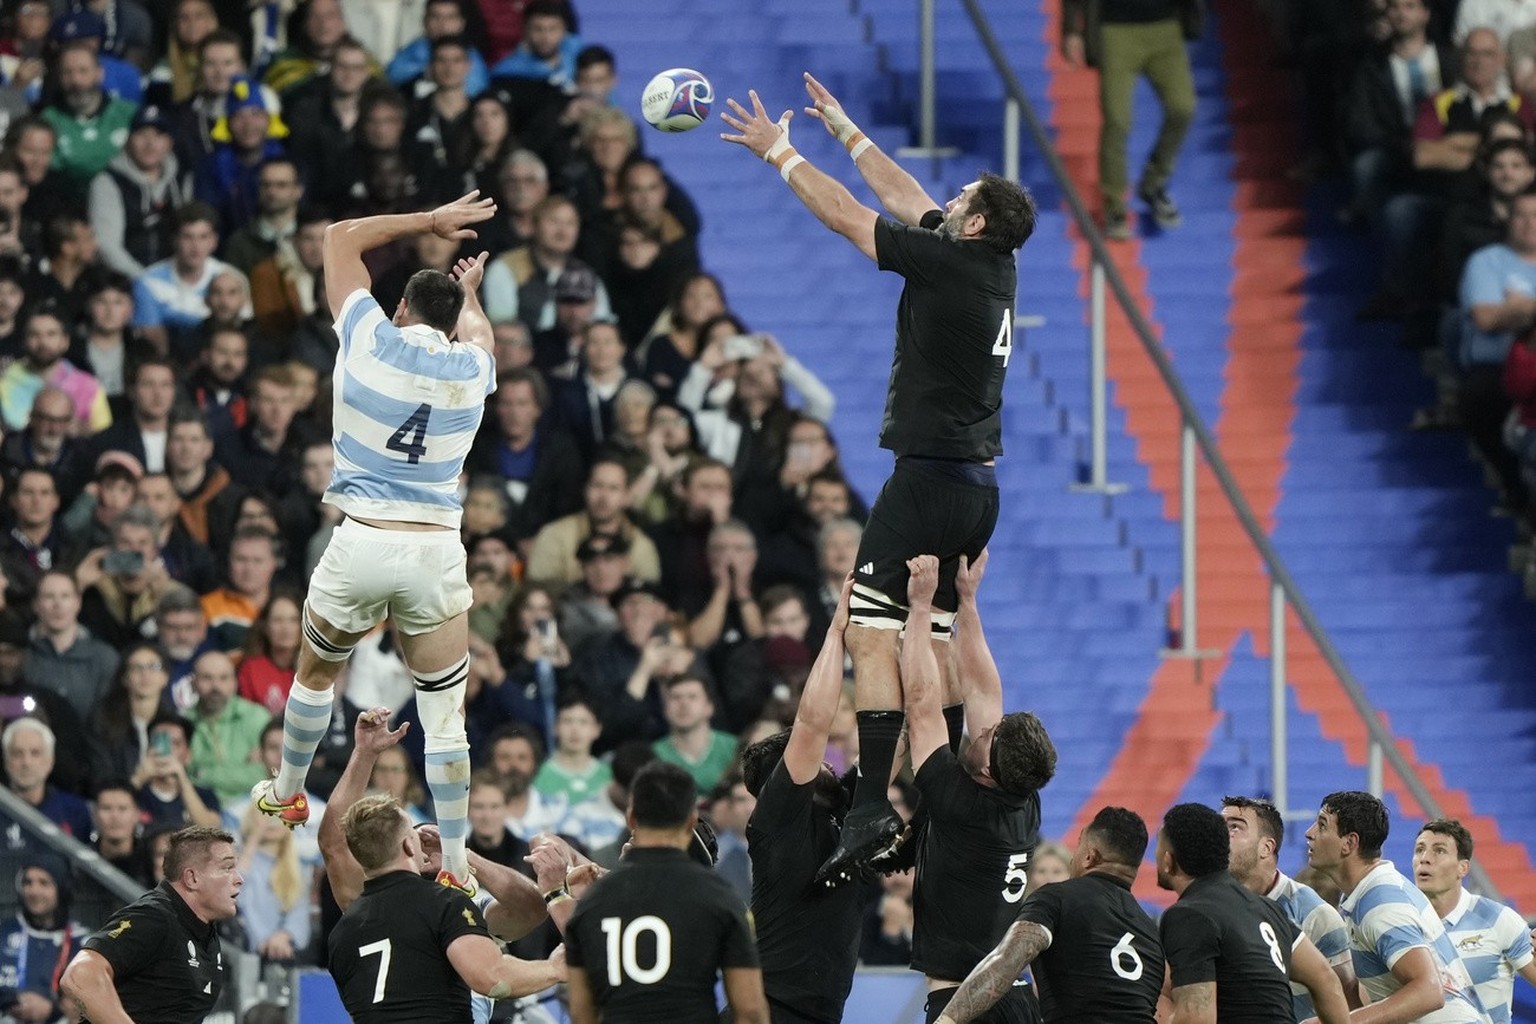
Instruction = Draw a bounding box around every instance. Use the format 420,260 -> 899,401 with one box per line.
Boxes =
1441,887 -> 1534,1024
1340,860 -> 1488,1024
1266,870 -> 1353,1022
326,289 -> 496,528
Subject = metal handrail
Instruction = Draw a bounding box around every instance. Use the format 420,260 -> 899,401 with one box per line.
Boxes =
948,0 -> 1503,899
0,787 -> 143,904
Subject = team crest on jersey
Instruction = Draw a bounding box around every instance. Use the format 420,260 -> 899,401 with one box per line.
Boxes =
1455,933 -> 1485,952
107,920 -> 131,939
187,939 -> 200,968
463,908 -> 477,927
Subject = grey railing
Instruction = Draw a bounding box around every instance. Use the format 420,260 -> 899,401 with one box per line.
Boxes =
895,0 -> 1504,899
0,786 -> 143,904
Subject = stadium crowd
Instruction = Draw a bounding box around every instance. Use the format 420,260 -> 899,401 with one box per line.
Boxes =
0,0 -> 903,998
1284,0 -> 1536,538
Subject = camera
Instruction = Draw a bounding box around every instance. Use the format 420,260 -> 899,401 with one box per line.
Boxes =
722,333 -> 765,361
102,549 -> 145,576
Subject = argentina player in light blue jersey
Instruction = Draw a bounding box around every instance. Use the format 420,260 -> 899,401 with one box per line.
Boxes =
252,190 -> 499,895
1224,796 -> 1357,1023
1412,820 -> 1535,1024
1306,791 -> 1489,1024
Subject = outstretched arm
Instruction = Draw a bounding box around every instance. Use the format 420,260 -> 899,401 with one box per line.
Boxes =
323,191 -> 497,320
934,920 -> 1052,1024
1289,936 -> 1351,1024
802,72 -> 938,225
721,91 -> 879,261
782,574 -> 853,784
320,708 -> 408,910
901,555 -> 948,771
953,551 -> 1002,736
60,951 -> 131,1024
451,251 -> 494,354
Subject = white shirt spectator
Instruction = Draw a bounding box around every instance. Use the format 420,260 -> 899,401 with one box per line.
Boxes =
1455,0 -> 1536,44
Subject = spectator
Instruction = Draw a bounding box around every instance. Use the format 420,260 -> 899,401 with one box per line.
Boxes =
586,156 -> 699,282
651,675 -> 735,792
805,517 -> 862,650
719,585 -> 814,732
0,256 -> 28,353
275,440 -> 336,575
459,94 -> 518,205
1025,840 -> 1074,896
78,504 -> 171,649
405,35 -> 475,203
531,263 -> 601,380
167,411 -> 245,550
572,579 -> 695,751
1438,139 -> 1536,303
708,776 -> 753,904
326,88 -> 411,217
0,855 -> 85,1022
201,526 -> 280,652
1060,0 -> 1197,237
525,456 -> 661,584
860,868 -> 915,966
557,738 -> 647,858
560,531 -> 627,653
283,36 -> 375,197
290,276 -> 340,375
1459,188 -> 1536,509
486,148 -> 549,254
40,42 -> 138,191
550,318 -> 633,459
237,591 -> 301,715
223,156 -> 304,275
184,648 -> 267,804
89,104 -> 191,278
689,519 -> 764,663
167,29 -> 258,173
75,0 -> 154,70
368,742 -> 428,823
24,571 -> 119,721
0,614 -> 93,790
1455,0 -> 1536,44
387,0 -> 490,97
249,206 -> 328,341
132,201 -> 234,354
92,779 -> 153,886
221,718 -> 327,868
7,118 -> 74,236
484,722 -> 562,838
2,467 -> 71,604
1343,0 -> 1454,229
87,356 -> 180,473
264,0 -> 359,102
0,307 -> 111,433
599,378 -> 658,480
0,387 -> 90,507
2,717 -> 92,836
635,270 -> 728,400
135,471 -> 220,594
652,458 -> 735,614
214,364 -> 305,494
0,167 -> 36,270
28,213 -> 100,325
483,193 -> 611,332
188,326 -> 249,439
467,367 -> 585,544
466,769 -> 532,868
156,585 -> 212,712
197,75 -> 290,234
236,803 -> 311,962
607,217 -> 682,350
48,8 -> 144,103
132,710 -> 221,827
64,452 -> 142,552
480,582 -> 569,744
88,641 -> 170,784
532,693 -> 610,808
74,272 -> 153,418
628,400 -> 701,526
148,0 -> 221,104
490,0 -> 582,86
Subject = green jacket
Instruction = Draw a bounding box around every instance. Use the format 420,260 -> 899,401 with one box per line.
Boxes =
1061,0 -> 1207,68
186,695 -> 271,805
43,95 -> 138,187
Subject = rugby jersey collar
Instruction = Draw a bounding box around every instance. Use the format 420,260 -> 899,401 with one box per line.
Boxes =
1340,858 -> 1399,914
1442,886 -> 1477,927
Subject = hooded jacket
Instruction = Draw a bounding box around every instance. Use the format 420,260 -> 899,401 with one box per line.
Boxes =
0,859 -> 84,1015
89,148 -> 193,277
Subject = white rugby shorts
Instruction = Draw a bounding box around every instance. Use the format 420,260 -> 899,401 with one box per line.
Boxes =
307,517 -> 472,636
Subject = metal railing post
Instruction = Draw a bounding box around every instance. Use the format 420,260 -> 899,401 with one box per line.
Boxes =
1070,261 -> 1127,495
896,0 -> 958,161
1270,582 -> 1287,818
1004,98 -> 1020,183
1367,740 -> 1384,798
1162,424 -> 1213,657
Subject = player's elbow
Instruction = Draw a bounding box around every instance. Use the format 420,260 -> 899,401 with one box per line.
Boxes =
59,953 -> 100,1004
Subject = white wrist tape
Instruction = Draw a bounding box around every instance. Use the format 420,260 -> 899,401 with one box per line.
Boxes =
762,114 -> 795,165
849,136 -> 874,161
779,154 -> 805,182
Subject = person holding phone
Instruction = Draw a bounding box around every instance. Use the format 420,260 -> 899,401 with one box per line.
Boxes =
133,712 -> 222,829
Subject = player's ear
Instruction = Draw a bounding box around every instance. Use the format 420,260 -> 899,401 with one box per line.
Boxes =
392,298 -> 408,325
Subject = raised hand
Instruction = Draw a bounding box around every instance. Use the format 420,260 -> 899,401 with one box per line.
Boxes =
906,555 -> 939,608
355,707 -> 408,753
720,90 -> 793,162
831,571 -> 855,632
453,251 -> 489,292
429,191 -> 497,241
955,549 -> 989,602
802,72 -> 859,143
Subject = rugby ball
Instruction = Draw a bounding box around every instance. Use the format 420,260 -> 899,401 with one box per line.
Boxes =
641,68 -> 713,133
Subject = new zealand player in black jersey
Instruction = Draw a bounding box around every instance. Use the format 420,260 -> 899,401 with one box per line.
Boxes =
901,553 -> 1056,1024
565,761 -> 768,1024
1156,803 -> 1351,1024
737,574 -> 869,1024
63,826 -> 241,1024
322,709 -> 562,1023
721,76 -> 1038,880
936,806 -> 1166,1024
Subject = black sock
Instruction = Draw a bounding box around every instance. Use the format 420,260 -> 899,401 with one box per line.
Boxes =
853,709 -> 904,807
943,703 -> 965,754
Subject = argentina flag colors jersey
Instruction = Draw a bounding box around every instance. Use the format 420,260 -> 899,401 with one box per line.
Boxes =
1441,888 -> 1534,1024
